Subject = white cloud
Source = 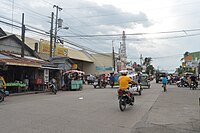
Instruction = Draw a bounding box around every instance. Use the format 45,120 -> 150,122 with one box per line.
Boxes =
1,0 -> 200,72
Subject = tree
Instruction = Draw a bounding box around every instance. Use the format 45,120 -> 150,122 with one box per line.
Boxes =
143,57 -> 152,66
142,57 -> 154,74
146,65 -> 155,75
184,51 -> 190,57
135,64 -> 142,72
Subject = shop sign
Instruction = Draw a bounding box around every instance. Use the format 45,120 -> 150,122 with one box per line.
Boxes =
71,64 -> 78,69
44,69 -> 49,83
96,66 -> 113,71
105,66 -> 112,70
39,40 -> 68,56
96,66 -> 104,70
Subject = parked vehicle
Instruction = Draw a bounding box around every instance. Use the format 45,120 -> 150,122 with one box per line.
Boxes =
49,78 -> 57,94
93,79 -> 106,88
118,89 -> 134,111
0,76 -> 6,102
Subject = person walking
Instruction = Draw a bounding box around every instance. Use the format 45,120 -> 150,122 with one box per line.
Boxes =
162,75 -> 168,92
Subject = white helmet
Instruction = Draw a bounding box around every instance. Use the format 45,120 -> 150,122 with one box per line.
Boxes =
119,70 -> 128,75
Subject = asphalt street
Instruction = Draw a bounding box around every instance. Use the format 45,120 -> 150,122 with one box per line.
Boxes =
0,82 -> 199,133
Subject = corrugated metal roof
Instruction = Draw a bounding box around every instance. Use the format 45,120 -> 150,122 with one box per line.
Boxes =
68,49 -> 93,62
0,51 -> 48,68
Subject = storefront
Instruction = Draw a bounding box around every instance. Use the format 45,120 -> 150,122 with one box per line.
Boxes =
0,51 -> 53,93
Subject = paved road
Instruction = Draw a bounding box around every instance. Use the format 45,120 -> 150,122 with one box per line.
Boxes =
0,82 -> 199,133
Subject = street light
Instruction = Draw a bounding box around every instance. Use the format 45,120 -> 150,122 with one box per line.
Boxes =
53,17 -> 69,57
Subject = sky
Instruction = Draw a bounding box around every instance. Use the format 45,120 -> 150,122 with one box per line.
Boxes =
1,0 -> 200,72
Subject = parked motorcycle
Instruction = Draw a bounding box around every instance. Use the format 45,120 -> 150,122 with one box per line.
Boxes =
93,79 -> 107,88
118,89 -> 134,111
49,78 -> 57,94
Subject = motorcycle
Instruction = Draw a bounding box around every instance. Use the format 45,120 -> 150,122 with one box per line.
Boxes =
190,81 -> 197,90
49,78 -> 57,94
118,89 -> 134,111
93,79 -> 107,88
176,78 -> 189,87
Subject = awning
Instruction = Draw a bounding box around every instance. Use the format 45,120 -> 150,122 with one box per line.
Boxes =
5,60 -> 41,68
41,66 -> 63,70
0,52 -> 47,68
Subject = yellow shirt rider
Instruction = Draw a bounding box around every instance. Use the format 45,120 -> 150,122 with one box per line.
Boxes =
118,71 -> 138,90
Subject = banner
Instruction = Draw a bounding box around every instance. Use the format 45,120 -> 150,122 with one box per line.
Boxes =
71,64 -> 78,69
39,40 -> 68,56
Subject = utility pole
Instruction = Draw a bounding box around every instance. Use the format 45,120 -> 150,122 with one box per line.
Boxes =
49,12 -> 54,59
140,54 -> 143,65
21,13 -> 25,57
112,40 -> 115,72
53,5 -> 62,57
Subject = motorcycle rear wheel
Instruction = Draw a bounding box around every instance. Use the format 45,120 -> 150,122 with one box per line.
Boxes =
119,99 -> 126,111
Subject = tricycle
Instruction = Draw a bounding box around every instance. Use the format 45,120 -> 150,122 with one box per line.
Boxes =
140,74 -> 150,89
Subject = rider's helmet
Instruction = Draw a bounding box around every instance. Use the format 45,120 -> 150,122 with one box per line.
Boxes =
120,70 -> 128,76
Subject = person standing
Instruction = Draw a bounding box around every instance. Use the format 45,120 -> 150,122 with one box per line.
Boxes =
162,75 -> 168,92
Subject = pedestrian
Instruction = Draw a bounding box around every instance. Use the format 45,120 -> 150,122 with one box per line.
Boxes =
162,75 -> 168,92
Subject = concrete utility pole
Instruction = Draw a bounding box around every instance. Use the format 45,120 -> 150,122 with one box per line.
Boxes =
49,12 -> 54,59
53,5 -> 62,57
140,54 -> 143,65
112,40 -> 115,72
21,13 -> 25,57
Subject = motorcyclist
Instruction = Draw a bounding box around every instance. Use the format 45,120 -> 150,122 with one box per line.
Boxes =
118,71 -> 139,105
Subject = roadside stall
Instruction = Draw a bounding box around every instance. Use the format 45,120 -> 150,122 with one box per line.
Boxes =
6,82 -> 27,93
63,70 -> 85,91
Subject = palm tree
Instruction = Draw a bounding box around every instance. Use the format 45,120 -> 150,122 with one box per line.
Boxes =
143,57 -> 152,66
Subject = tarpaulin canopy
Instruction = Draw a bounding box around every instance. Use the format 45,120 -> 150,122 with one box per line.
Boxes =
64,70 -> 85,75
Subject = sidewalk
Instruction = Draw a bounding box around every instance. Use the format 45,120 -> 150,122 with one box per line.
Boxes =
131,85 -> 200,133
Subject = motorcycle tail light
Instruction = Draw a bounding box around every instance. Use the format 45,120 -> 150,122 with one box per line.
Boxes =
118,90 -> 123,95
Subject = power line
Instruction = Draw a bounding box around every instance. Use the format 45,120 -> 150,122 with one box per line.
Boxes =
58,28 -> 200,38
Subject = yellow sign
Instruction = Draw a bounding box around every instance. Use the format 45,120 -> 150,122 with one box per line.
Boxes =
71,64 -> 78,69
39,40 -> 68,56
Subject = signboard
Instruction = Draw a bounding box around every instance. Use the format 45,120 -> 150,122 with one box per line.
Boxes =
186,61 -> 199,67
44,69 -> 49,83
39,40 -> 68,57
96,66 -> 113,71
71,64 -> 78,69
